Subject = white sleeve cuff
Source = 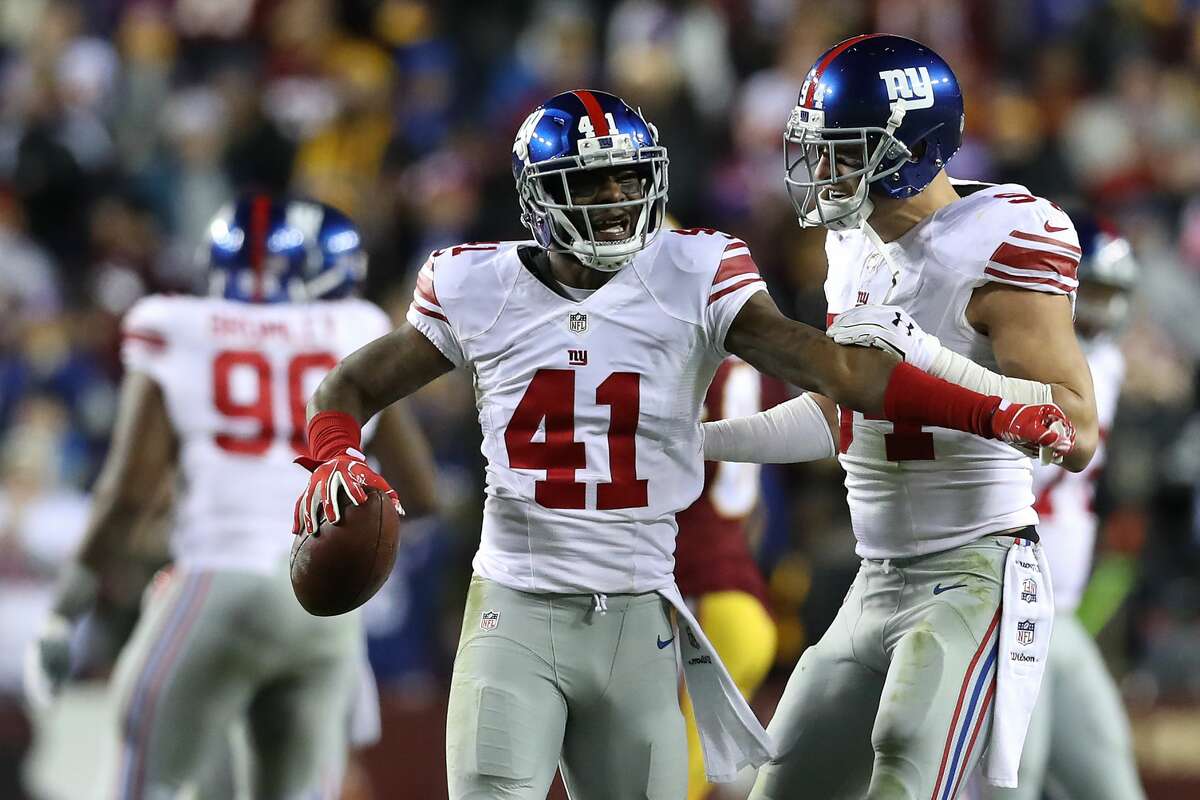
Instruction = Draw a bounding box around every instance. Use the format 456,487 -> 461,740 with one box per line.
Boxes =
702,393 -> 835,464
928,348 -> 1053,406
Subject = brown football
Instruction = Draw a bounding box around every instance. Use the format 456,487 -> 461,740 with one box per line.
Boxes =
290,488 -> 401,616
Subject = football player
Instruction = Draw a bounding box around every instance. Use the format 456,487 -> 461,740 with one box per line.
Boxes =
24,196 -> 438,800
674,357 -> 784,800
971,213 -> 1145,799
699,34 -> 1100,800
293,89 -> 1075,800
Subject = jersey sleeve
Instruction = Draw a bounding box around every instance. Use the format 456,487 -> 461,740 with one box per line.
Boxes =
978,196 -> 1081,296
704,238 -> 768,356
405,254 -> 466,367
120,295 -> 174,384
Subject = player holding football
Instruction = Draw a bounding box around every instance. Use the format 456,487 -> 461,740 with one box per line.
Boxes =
24,196 -> 438,800
294,89 -> 1075,799
971,213 -> 1145,799
698,34 -> 1099,800
674,357 -> 785,800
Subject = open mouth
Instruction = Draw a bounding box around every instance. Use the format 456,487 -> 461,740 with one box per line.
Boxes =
590,211 -> 634,241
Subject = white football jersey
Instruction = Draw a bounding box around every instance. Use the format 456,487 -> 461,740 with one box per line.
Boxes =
826,183 -> 1082,559
406,231 -> 767,594
121,295 -> 392,573
1032,337 -> 1124,611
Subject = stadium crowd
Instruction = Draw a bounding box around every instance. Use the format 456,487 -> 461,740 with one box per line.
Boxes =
1,0 -> 1199,797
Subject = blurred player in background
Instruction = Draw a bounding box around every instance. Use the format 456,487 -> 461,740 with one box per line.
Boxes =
675,357 -> 781,800
293,88 -> 1072,800
24,195 -> 437,800
971,213 -> 1145,799
700,34 -> 1099,799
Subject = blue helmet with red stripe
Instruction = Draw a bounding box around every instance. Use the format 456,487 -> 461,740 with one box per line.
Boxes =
784,33 -> 964,230
205,195 -> 367,303
511,89 -> 669,271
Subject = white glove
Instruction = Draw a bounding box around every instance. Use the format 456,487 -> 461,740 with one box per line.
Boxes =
827,304 -> 942,371
24,614 -> 74,712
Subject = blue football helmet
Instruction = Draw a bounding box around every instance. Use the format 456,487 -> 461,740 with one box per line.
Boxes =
205,195 -> 367,302
1072,210 -> 1139,334
784,33 -> 965,230
512,89 -> 669,271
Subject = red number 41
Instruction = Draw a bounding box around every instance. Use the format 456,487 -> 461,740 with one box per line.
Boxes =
505,369 -> 648,510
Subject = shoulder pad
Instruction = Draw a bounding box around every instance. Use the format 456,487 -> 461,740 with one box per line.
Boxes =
421,241 -> 524,339
636,229 -> 760,324
935,184 -> 1080,293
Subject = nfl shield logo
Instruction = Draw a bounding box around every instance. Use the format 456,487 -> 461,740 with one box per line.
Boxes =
480,610 -> 500,632
569,312 -> 588,334
1016,620 -> 1036,646
1021,578 -> 1038,603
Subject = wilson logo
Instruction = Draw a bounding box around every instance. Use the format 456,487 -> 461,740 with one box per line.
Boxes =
878,67 -> 935,110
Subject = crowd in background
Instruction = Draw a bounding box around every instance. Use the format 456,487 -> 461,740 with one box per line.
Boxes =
1,0 -> 1199,795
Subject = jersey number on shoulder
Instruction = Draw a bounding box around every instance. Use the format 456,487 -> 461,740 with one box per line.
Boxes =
839,408 -> 935,461
212,350 -> 338,456
505,369 -> 648,510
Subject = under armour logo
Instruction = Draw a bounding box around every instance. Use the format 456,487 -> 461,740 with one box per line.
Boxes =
891,312 -> 914,335
878,67 -> 935,110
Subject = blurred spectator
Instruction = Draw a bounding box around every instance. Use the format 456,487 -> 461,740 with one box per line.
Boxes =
0,2 -> 1199,796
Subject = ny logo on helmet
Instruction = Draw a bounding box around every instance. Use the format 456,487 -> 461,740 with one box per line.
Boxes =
878,67 -> 935,110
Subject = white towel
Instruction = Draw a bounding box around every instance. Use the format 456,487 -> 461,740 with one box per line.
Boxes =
657,583 -> 776,782
984,538 -> 1055,787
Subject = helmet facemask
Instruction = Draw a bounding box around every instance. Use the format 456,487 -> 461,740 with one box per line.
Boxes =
517,134 -> 669,271
784,106 -> 912,231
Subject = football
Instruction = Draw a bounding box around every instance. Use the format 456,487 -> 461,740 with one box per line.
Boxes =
290,488 -> 401,616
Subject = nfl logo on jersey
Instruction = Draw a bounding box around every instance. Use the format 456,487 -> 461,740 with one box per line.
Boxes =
1020,578 -> 1038,603
480,610 -> 500,631
1015,620 -> 1036,646
569,312 -> 588,334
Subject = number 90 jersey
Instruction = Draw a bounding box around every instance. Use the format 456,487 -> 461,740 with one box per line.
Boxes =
406,231 -> 767,594
121,295 -> 392,573
826,183 -> 1082,559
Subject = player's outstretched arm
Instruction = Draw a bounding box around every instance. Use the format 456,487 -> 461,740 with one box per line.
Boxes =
26,371 -> 177,710
725,292 -> 901,410
723,293 -> 1076,458
968,285 -> 1099,471
308,323 -> 455,423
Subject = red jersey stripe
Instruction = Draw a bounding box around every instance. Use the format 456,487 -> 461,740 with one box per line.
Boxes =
249,194 -> 271,302
122,330 -> 167,349
1008,230 -> 1082,255
415,269 -> 440,308
713,253 -> 760,286
983,267 -> 1075,294
708,276 -> 763,305
574,90 -> 610,136
410,302 -> 448,323
989,242 -> 1079,280
722,239 -> 748,252
804,34 -> 888,106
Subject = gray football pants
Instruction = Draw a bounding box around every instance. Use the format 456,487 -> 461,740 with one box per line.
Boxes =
446,575 -> 687,800
105,564 -> 361,800
752,535 -> 1017,800
976,612 -> 1144,800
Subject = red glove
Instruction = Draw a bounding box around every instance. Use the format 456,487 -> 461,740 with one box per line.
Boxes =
292,412 -> 404,535
990,401 -> 1076,464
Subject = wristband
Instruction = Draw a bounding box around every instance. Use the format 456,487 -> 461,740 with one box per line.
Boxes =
305,411 -> 364,462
